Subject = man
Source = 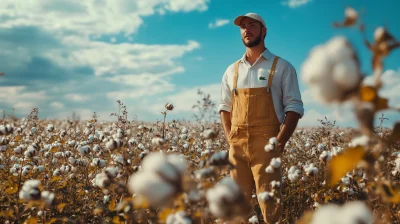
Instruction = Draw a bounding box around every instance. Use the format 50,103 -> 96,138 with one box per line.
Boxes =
218,13 -> 304,223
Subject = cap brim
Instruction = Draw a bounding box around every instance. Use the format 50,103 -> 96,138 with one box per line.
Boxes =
234,16 -> 246,26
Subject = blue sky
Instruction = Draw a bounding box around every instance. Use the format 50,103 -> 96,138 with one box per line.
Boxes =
0,0 -> 399,128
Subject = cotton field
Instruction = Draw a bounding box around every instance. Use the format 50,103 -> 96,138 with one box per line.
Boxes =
0,108 -> 399,224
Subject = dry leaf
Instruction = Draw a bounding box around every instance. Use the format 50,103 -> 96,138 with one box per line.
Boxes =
45,218 -> 58,224
326,146 -> 366,186
57,203 -> 67,212
5,184 -> 18,194
93,208 -> 103,215
113,216 -> 123,224
158,208 -> 173,223
57,180 -> 68,189
50,146 -> 59,153
25,216 -> 38,224
108,199 -> 116,211
50,176 -> 62,183
377,181 -> 400,204
360,86 -> 377,102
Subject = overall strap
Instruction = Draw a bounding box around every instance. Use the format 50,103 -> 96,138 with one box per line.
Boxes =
267,56 -> 280,93
233,60 -> 240,95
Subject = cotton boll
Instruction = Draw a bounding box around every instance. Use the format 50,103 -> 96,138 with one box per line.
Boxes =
128,171 -> 175,207
166,211 -> 192,224
265,165 -> 274,174
264,144 -> 274,152
103,195 -> 110,204
301,36 -> 360,103
41,191 -> 55,206
319,151 -> 332,162
270,158 -> 281,169
341,176 -> 351,186
332,59 -> 359,90
349,135 -> 369,147
141,153 -> 186,182
310,204 -> 340,224
19,179 -> 41,201
395,157 -> 400,172
180,134 -> 188,140
47,124 -> 54,132
317,143 -> 326,151
340,201 -> 372,224
206,177 -> 246,219
301,46 -> 332,84
14,146 -> 22,154
325,36 -> 354,62
249,215 -> 259,224
270,181 -> 281,189
258,191 -> 274,202
78,146 -> 90,155
374,27 -> 385,42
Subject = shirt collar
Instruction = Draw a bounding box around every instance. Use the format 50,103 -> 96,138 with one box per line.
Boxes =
240,47 -> 274,63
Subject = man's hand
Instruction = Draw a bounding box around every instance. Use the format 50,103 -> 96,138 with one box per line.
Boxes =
276,111 -> 300,153
219,110 -> 232,141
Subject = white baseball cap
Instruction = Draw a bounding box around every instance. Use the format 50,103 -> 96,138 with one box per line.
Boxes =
234,13 -> 266,27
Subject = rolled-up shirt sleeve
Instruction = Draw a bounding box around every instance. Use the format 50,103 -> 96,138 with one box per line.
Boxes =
281,63 -> 304,118
218,70 -> 232,113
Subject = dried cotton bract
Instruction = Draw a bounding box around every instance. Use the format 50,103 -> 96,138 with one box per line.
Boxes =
128,152 -> 187,208
301,36 -> 361,103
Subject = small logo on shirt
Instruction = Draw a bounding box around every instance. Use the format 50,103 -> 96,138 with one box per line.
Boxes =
259,76 -> 266,80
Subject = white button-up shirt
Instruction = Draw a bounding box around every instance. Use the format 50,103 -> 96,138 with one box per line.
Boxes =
218,48 -> 304,124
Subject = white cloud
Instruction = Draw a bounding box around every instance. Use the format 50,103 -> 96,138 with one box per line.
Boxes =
13,102 -> 38,111
45,37 -> 199,77
50,108 -> 98,121
208,19 -> 230,29
106,67 -> 185,86
65,94 -> 89,102
50,101 -> 64,109
145,83 -> 221,115
281,0 -> 313,8
0,0 -> 210,37
379,69 -> 400,107
0,86 -> 47,113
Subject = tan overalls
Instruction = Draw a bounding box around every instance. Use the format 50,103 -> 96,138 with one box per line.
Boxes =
228,56 -> 282,224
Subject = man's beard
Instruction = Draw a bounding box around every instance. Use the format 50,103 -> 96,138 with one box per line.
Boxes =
242,33 -> 262,47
